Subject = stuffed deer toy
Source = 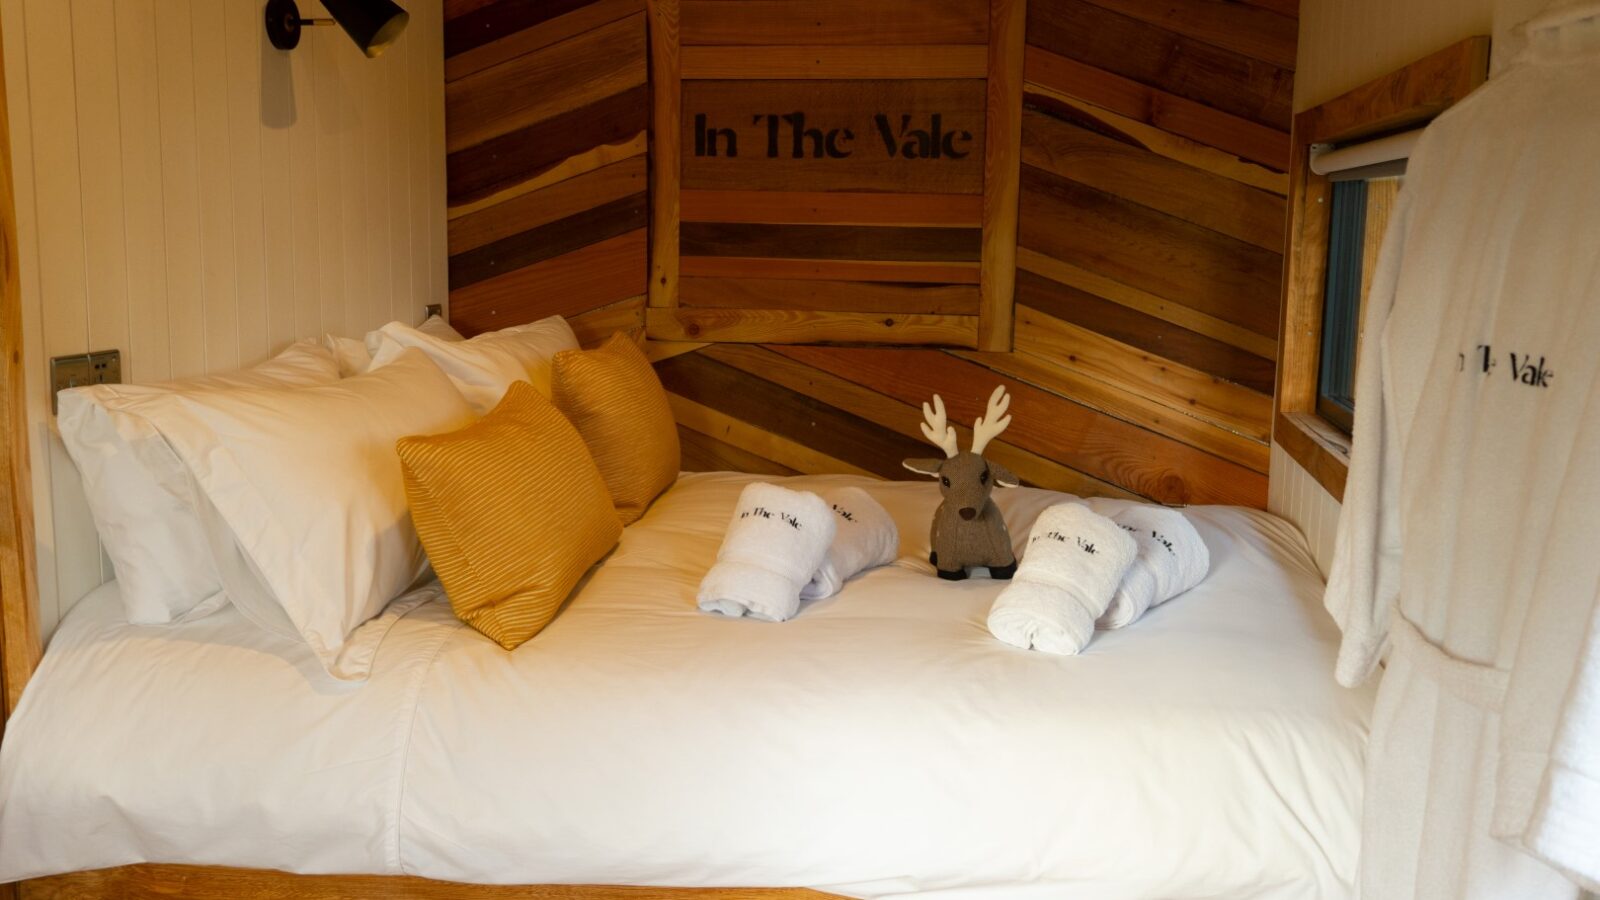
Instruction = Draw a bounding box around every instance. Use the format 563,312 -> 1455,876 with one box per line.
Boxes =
903,386 -> 1020,581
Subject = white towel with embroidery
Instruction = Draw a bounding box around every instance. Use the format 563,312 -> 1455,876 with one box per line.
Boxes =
1096,505 -> 1209,630
801,487 -> 898,601
697,483 -> 837,622
987,503 -> 1137,655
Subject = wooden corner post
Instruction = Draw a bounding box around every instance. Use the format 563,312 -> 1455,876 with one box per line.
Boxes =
978,0 -> 1026,352
646,0 -> 681,310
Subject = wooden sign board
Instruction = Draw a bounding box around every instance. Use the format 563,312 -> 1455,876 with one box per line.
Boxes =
682,79 -> 986,194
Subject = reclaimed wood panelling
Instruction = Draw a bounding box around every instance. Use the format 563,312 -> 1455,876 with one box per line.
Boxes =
447,0 -> 1295,507
446,1 -> 650,334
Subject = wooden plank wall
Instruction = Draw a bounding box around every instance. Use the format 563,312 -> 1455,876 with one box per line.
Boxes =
644,1 -> 1003,349
447,0 -> 1297,507
444,0 -> 651,343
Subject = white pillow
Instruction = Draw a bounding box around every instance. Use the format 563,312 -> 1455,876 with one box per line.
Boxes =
322,315 -> 465,378
55,340 -> 341,625
121,349 -> 475,680
369,315 -> 577,413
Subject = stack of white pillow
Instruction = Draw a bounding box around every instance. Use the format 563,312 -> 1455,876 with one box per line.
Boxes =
56,313 -> 580,681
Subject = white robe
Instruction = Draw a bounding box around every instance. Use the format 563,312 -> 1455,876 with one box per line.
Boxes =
1324,6 -> 1600,898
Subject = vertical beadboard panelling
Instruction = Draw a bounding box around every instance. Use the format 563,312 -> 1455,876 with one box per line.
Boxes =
2,0 -> 448,643
1267,441 -> 1340,575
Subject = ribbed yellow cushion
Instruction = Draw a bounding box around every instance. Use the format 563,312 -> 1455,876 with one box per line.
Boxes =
397,381 -> 622,650
551,332 -> 679,525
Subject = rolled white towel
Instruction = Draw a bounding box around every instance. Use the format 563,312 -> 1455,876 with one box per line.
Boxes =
1096,505 -> 1210,630
801,487 -> 898,601
697,483 -> 837,622
987,503 -> 1137,654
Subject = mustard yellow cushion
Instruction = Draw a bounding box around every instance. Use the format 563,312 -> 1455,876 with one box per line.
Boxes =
551,332 -> 679,524
397,381 -> 622,649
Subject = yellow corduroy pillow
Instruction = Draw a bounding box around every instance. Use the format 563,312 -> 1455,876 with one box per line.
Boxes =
551,332 -> 680,524
397,381 -> 622,650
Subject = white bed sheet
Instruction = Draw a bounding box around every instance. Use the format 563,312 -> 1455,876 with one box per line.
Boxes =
0,473 -> 1374,898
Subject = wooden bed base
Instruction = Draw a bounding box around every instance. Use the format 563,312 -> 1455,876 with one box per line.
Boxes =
15,866 -> 844,899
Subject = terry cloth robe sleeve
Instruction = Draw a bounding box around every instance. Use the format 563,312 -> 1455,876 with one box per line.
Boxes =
1322,186 -> 1414,688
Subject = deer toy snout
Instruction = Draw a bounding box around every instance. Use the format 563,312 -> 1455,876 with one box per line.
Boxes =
900,386 -> 1022,582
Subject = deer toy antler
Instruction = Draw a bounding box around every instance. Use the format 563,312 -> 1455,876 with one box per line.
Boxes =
970,386 -> 1011,455
920,394 -> 960,458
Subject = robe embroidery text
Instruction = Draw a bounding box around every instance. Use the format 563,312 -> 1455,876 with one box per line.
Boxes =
1456,344 -> 1553,388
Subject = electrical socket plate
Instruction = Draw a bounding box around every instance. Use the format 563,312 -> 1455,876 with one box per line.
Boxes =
423,303 -> 442,321
51,350 -> 121,415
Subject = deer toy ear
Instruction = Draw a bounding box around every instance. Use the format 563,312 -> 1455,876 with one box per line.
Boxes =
989,460 -> 1021,488
902,458 -> 944,477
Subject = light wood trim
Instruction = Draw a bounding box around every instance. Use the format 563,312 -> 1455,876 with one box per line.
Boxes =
445,0 -> 647,83
1274,36 -> 1489,500
977,0 -> 1026,352
679,256 -> 980,284
0,8 -> 40,745
647,307 -> 979,346
1298,36 -> 1489,145
681,191 -> 982,227
647,0 -> 681,308
681,44 -> 987,79
18,865 -> 846,899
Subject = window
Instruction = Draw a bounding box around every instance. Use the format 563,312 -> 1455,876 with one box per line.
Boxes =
1316,174 -> 1402,434
1274,36 -> 1488,500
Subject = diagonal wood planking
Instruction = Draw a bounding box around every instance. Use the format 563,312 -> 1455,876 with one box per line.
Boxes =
445,1 -> 650,337
448,0 -> 1296,508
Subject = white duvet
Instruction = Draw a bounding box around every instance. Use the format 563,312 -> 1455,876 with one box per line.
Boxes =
0,474 -> 1374,898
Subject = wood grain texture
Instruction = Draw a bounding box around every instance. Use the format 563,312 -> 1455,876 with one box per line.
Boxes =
1019,164 -> 1281,337
680,278 -> 979,315
447,84 -> 650,206
957,346 -> 1269,472
697,343 -> 1139,499
446,14 -> 647,154
446,0 -> 645,82
669,393 -> 879,479
1016,248 -> 1276,360
680,0 -> 989,46
1016,270 -> 1275,394
17,865 -> 844,900
648,0 -> 681,310
1077,0 -> 1298,70
680,256 -> 980,284
446,0 -> 601,57
1015,303 -> 1271,442
569,295 -> 648,347
682,45 -> 988,79
680,80 -> 986,194
773,345 -> 1265,506
647,308 -> 979,346
1028,0 -> 1293,130
450,193 -> 648,290
451,230 -> 648,336
0,9 -> 40,728
449,157 -> 647,256
1297,36 -> 1489,145
681,190 -> 982,227
681,223 -> 981,262
978,0 -> 1026,352
1024,46 -> 1289,171
1021,106 -> 1286,250
447,131 -> 648,220
678,424 -> 802,477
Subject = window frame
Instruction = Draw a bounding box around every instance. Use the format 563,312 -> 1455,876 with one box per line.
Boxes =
1273,37 -> 1489,500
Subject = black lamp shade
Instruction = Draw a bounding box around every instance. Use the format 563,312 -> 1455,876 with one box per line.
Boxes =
323,0 -> 410,58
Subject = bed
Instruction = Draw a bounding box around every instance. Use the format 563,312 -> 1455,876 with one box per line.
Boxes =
0,472 -> 1373,899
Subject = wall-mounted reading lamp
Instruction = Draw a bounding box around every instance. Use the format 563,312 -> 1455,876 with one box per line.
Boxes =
265,0 -> 410,58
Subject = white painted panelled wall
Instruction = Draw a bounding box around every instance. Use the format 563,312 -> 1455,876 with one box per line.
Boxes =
1270,0 -> 1549,575
2,0 -> 447,642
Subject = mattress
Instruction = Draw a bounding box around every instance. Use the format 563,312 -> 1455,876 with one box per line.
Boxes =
0,473 -> 1374,899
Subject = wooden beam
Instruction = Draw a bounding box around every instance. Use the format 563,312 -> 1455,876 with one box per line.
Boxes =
0,8 -> 40,744
647,0 -> 681,309
1297,36 -> 1490,145
679,256 -> 980,284
680,191 -> 982,228
978,0 -> 1026,351
446,0 -> 646,83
